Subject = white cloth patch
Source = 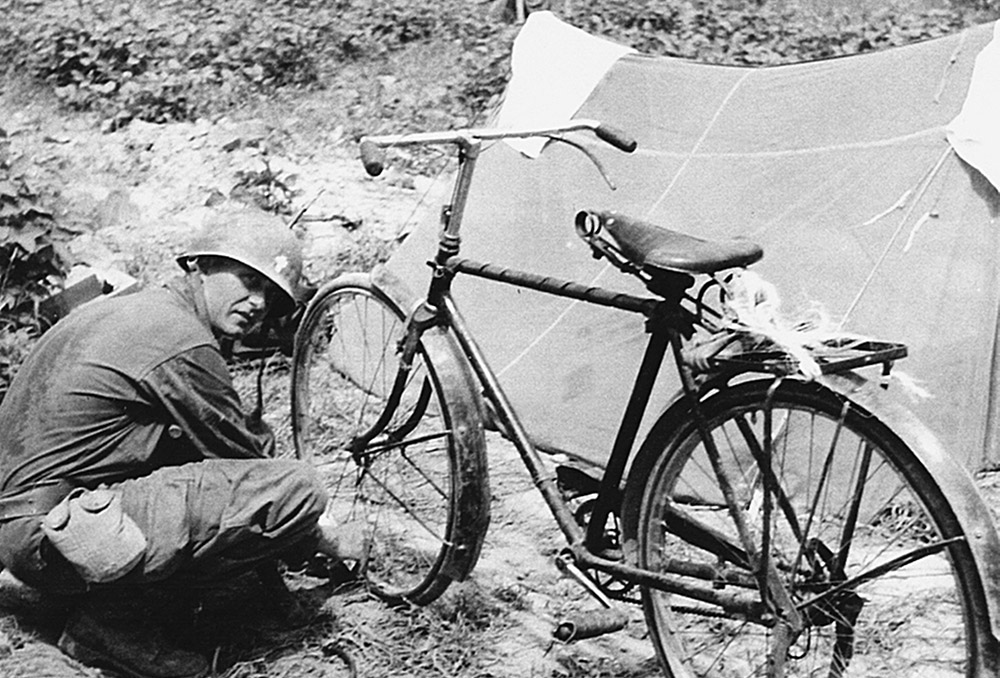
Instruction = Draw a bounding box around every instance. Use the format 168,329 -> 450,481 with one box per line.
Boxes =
946,21 -> 1000,191
495,12 -> 634,158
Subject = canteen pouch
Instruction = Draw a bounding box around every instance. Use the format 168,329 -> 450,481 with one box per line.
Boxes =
42,487 -> 147,583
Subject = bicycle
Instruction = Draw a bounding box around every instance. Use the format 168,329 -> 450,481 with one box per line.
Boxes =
289,120 -> 1000,677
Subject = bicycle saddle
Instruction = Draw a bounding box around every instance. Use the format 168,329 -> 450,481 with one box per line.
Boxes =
579,210 -> 763,275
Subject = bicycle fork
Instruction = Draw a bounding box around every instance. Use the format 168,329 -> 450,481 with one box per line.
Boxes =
346,299 -> 439,458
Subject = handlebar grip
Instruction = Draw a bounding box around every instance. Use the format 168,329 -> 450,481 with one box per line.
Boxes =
595,124 -> 637,153
359,139 -> 386,177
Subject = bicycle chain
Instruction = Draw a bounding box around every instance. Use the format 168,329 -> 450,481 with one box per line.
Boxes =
670,604 -> 733,620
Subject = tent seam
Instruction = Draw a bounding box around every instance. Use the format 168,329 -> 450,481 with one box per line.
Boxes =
646,70 -> 754,218
632,126 -> 946,160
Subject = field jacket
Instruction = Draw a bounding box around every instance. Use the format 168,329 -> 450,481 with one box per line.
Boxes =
0,275 -> 273,495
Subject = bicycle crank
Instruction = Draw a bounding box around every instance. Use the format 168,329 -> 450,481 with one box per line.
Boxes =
552,551 -> 631,641
555,551 -> 613,607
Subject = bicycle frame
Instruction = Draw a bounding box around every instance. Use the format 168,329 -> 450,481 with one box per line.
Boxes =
364,127 -> 782,619
427,257 -> 780,616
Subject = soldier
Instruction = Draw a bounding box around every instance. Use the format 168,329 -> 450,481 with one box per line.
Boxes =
0,209 -> 357,678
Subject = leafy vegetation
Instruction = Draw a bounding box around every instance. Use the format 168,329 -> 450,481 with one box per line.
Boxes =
0,0 -> 510,133
230,156 -> 301,215
567,0 -> 976,63
0,128 -> 68,402
0,177 -> 63,324
2,0 -> 996,136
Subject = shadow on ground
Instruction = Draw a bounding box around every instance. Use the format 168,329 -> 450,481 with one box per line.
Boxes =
0,567 -> 356,678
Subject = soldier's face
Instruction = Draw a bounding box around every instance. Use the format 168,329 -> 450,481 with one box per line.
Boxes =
195,258 -> 276,337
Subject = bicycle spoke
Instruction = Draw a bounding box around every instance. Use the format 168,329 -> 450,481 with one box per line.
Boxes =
734,414 -> 804,543
363,464 -> 454,547
662,501 -> 752,569
797,536 -> 962,613
835,438 -> 874,575
788,402 -> 848,591
400,447 -> 450,500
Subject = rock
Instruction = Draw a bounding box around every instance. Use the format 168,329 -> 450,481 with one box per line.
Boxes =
204,188 -> 227,206
96,188 -> 142,229
66,233 -> 119,269
304,221 -> 351,258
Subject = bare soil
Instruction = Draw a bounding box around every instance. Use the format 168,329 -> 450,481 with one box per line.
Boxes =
4,80 -> 1000,678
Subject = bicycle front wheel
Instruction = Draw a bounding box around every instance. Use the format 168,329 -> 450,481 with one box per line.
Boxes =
623,378 -> 992,677
291,272 -> 489,605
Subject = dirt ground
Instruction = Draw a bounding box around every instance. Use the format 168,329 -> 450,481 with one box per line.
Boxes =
4,83 -> 1000,678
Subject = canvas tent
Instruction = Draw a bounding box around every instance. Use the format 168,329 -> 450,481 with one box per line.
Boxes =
387,13 -> 1000,471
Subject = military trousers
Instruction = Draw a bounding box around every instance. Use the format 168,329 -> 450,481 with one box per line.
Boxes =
0,458 -> 327,593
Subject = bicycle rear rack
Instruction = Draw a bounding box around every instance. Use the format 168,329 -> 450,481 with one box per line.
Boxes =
708,338 -> 907,377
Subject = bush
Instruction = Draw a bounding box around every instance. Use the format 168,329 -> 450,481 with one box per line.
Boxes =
0,129 -> 68,402
543,0 -> 986,64
3,0 -> 327,127
0,326 -> 35,404
0,150 -> 66,329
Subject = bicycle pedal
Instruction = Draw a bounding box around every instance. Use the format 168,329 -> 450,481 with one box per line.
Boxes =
553,608 -> 629,642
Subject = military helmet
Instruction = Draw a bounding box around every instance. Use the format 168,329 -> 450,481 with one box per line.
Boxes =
177,209 -> 304,316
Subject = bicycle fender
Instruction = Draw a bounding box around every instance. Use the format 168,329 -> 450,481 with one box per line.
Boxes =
370,265 -> 492,582
820,372 -> 1000,647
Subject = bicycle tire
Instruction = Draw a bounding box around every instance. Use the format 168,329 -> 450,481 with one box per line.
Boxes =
291,271 -> 489,606
622,378 -> 993,677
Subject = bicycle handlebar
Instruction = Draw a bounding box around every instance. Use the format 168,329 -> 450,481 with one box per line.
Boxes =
593,124 -> 637,153
359,119 -> 637,177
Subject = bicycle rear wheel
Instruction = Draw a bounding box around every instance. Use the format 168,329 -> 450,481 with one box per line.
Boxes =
623,378 -> 993,677
291,272 -> 489,605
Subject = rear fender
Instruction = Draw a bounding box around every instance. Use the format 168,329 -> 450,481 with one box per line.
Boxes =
819,372 -> 1000,645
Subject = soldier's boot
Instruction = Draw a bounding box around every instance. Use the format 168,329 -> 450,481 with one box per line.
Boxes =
255,560 -> 315,628
58,596 -> 208,678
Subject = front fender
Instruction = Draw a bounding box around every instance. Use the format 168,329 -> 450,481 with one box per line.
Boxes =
370,265 -> 492,582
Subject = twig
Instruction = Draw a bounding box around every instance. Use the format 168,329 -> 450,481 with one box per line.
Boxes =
287,189 -> 326,229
